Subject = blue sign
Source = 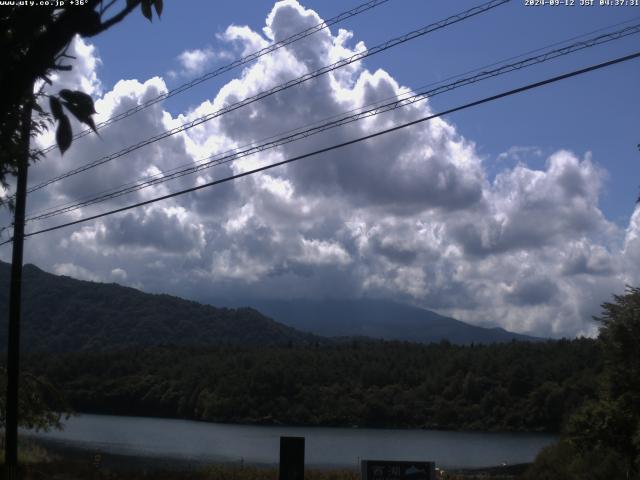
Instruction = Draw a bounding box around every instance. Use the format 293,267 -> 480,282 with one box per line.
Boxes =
361,460 -> 436,480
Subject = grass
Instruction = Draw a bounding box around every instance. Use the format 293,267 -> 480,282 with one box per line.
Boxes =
7,462 -> 526,480
11,462 -> 362,480
0,438 -> 52,465
2,440 -> 527,480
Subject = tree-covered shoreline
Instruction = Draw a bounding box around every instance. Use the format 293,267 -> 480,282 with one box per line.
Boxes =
20,338 -> 601,433
523,286 -> 640,479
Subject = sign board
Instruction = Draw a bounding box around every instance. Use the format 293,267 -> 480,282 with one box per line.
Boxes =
361,460 -> 436,480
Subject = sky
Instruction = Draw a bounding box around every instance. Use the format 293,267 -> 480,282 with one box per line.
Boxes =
1,0 -> 640,338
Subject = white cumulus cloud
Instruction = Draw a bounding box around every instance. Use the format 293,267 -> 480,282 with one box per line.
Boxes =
2,1 -> 638,339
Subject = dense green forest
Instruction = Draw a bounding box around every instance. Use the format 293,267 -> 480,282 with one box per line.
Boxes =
523,287 -> 640,479
23,339 -> 600,433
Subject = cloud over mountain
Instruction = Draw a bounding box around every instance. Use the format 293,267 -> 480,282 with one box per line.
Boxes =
2,0 -> 638,338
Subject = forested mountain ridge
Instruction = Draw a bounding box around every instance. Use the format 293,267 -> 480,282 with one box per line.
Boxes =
25,339 -> 601,432
249,298 -> 543,344
0,261 -> 606,435
0,261 -> 319,351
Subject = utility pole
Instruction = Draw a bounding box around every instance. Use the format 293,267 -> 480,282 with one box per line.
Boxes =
4,96 -> 33,478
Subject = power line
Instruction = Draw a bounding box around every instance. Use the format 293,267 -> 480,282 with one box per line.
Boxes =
36,0 -> 392,156
26,0 -> 511,195
1,49 -> 637,247
403,15 -> 640,94
27,16 -> 640,221
23,22 -> 640,223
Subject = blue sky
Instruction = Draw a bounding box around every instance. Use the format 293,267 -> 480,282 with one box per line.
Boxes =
94,0 -> 640,223
2,0 -> 640,337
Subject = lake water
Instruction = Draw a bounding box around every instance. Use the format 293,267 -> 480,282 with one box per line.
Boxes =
27,414 -> 557,469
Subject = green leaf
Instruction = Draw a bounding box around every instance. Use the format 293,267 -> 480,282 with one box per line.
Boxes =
62,101 -> 98,134
141,0 -> 152,21
84,115 -> 98,134
59,90 -> 98,134
59,89 -> 96,114
153,0 -> 163,17
32,101 -> 45,116
56,114 -> 72,155
49,96 -> 63,120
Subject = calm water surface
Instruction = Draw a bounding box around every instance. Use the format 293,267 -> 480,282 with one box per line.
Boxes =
27,414 -> 557,469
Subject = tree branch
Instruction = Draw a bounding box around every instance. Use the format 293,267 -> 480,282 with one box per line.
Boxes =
87,0 -> 141,37
100,0 -> 119,16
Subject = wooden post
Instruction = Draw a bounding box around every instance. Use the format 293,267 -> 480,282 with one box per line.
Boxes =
279,436 -> 305,480
4,97 -> 32,477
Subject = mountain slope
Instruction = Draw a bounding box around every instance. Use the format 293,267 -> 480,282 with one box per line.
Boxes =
0,261 -> 318,352
248,298 -> 542,344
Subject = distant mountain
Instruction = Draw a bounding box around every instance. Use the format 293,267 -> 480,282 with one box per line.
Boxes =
0,261 -> 318,352
0,261 -> 540,352
246,298 -> 543,344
